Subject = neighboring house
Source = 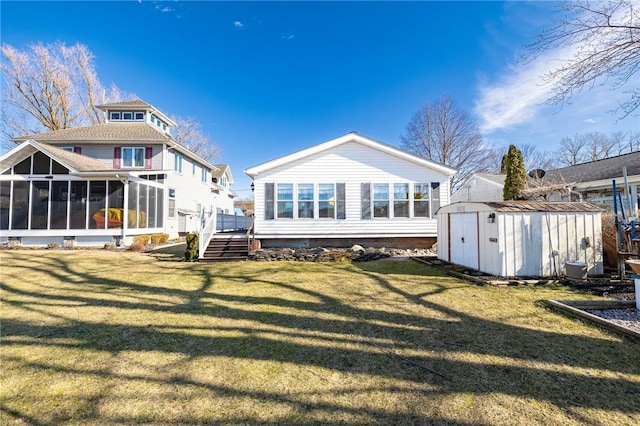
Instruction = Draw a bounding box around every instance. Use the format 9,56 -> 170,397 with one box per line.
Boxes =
211,164 -> 236,214
451,173 -> 506,203
539,152 -> 640,213
452,152 -> 640,215
0,99 -> 228,246
244,132 -> 457,249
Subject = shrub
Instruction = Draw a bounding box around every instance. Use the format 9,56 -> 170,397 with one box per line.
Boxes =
149,233 -> 170,244
184,233 -> 199,261
135,235 -> 151,246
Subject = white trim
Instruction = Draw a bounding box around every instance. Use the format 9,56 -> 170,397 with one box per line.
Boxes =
245,133 -> 457,177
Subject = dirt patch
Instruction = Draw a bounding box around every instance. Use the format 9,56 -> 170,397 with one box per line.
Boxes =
558,277 -> 635,301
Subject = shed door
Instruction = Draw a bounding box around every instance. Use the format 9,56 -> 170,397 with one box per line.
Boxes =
449,213 -> 479,270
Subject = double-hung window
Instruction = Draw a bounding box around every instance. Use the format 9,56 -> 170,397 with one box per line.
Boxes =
297,184 -> 314,218
373,183 -> 389,218
394,183 -> 409,218
277,184 -> 293,218
122,147 -> 145,168
414,183 -> 430,217
318,184 -> 335,218
174,154 -> 183,173
201,168 -> 208,184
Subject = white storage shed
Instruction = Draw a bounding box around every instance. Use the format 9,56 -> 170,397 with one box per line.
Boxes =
437,201 -> 604,278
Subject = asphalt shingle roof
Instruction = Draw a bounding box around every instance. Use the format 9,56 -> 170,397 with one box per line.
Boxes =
34,142 -> 112,172
13,122 -> 172,143
544,151 -> 640,183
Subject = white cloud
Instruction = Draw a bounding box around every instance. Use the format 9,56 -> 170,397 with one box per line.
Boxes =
281,34 -> 295,40
584,118 -> 601,124
473,48 -> 574,134
234,21 -> 244,29
155,5 -> 172,13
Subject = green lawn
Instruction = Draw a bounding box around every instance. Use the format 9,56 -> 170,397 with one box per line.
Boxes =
1,250 -> 639,425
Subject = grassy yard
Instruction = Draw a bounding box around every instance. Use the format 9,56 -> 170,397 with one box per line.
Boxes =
1,250 -> 639,425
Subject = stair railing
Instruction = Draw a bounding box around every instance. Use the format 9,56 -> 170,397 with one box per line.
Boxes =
246,218 -> 255,254
198,210 -> 217,260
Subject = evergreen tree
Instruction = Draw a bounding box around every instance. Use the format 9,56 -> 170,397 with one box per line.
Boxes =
503,144 -> 526,200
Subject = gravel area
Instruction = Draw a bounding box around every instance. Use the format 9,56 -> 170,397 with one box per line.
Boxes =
585,308 -> 640,333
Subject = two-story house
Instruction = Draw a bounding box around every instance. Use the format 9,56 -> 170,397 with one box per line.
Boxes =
0,99 -> 232,247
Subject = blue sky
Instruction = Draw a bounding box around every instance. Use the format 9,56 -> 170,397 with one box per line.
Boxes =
2,1 -> 637,196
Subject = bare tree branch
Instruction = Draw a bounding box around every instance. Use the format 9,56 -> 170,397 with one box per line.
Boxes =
401,96 -> 495,192
171,116 -> 221,162
525,0 -> 640,118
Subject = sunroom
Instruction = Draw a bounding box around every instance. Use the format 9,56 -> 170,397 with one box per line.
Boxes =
1,141 -> 165,246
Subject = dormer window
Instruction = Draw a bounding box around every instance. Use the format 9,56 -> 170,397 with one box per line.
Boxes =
109,111 -> 145,122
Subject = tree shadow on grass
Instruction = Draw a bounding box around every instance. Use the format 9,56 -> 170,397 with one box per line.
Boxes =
2,253 -> 640,425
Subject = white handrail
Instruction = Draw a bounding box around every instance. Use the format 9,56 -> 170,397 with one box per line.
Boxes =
198,210 -> 217,260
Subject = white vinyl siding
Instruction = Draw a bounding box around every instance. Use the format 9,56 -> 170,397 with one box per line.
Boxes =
251,141 -> 451,238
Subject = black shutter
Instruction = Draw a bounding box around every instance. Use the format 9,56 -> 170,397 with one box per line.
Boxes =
145,147 -> 153,169
361,182 -> 371,219
336,183 -> 346,219
265,182 -> 275,220
431,182 -> 440,216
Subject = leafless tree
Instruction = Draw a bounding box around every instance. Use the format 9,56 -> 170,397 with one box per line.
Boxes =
583,131 -> 618,161
492,143 -> 558,174
171,116 -> 221,162
554,130 -> 638,166
610,130 -> 640,153
401,96 -> 494,191
556,134 -> 588,165
525,0 -> 640,118
0,42 -> 122,141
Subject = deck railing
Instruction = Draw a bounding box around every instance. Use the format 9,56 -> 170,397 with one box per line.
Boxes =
198,210 -> 217,260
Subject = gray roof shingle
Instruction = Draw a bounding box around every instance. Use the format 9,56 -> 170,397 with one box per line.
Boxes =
12,122 -> 171,143
544,151 -> 640,183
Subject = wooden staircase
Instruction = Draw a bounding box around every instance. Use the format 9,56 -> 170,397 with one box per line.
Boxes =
200,232 -> 248,262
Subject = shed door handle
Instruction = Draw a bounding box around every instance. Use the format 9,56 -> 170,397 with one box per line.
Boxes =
461,237 -> 465,243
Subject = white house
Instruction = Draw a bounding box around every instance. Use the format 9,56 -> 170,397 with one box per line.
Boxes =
0,99 -> 234,247
211,164 -> 237,214
244,132 -> 457,248
451,173 -> 506,203
437,201 -> 604,277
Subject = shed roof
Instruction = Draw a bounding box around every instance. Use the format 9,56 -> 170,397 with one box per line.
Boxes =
482,201 -> 603,212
